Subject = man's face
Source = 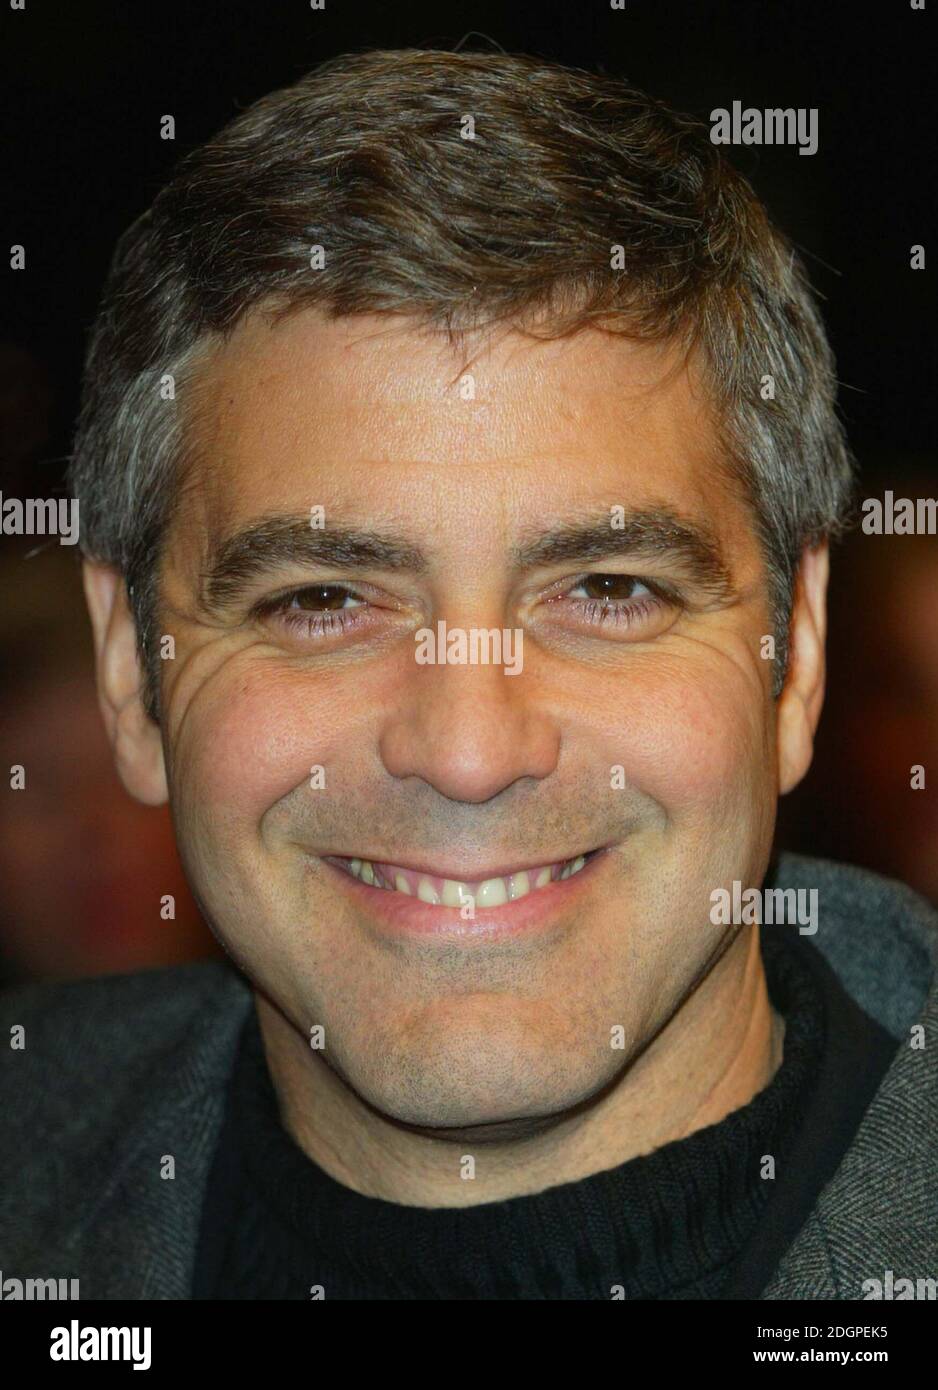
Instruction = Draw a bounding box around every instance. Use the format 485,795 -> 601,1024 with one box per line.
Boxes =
151,309 -> 784,1130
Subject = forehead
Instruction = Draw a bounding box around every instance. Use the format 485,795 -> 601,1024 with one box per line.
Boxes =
181,307 -> 752,546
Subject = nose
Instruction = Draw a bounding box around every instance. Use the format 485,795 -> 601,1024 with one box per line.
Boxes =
379,650 -> 561,803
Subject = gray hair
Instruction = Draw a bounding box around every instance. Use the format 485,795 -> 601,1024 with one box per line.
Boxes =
67,47 -> 855,717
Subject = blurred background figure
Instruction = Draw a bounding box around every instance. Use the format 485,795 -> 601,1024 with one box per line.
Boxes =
778,467 -> 938,905
0,337 -> 215,985
0,537 -> 216,987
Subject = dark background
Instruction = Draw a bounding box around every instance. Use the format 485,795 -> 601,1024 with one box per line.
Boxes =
1,0 -> 935,980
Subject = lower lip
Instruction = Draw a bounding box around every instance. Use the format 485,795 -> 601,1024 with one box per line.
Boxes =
320,852 -> 606,942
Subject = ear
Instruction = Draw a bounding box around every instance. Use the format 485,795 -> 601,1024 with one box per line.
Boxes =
82,560 -> 168,806
776,542 -> 829,795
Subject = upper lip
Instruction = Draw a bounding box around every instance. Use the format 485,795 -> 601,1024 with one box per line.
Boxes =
325,849 -> 600,882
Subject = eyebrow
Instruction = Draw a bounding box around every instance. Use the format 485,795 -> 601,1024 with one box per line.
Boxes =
201,517 -> 427,610
200,506 -> 736,612
512,508 -> 737,600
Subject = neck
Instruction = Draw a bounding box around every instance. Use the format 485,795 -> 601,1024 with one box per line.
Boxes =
255,924 -> 783,1207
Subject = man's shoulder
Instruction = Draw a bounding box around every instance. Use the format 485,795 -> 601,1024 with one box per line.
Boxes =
770,852 -> 938,1037
1,954 -> 245,1012
761,854 -> 938,1297
772,850 -> 938,936
0,955 -> 249,1048
0,959 -> 252,1294
0,958 -> 251,1151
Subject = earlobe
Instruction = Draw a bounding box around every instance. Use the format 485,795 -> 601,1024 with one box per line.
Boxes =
776,543 -> 829,796
81,560 -> 169,806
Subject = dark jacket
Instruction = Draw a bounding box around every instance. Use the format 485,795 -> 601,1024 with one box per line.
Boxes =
1,854 -> 936,1299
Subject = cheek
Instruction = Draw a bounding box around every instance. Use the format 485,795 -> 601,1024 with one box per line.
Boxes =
167,660 -> 355,841
593,654 -> 772,823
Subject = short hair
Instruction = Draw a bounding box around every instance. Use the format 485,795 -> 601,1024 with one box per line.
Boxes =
67,47 -> 855,717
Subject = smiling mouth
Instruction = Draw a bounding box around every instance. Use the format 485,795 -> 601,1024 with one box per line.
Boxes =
324,850 -> 601,908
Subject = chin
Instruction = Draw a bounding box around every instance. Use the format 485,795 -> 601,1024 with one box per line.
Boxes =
373,1083 -> 577,1137
352,1009 -> 606,1136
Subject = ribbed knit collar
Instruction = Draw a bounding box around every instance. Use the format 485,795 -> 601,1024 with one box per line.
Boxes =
201,929 -> 827,1299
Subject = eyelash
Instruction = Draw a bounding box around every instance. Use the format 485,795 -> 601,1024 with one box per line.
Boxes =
556,576 -> 673,630
255,575 -> 677,641
255,587 -> 370,641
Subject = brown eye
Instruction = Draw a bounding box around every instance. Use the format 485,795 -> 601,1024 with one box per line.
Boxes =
290,585 -> 357,611
575,574 -> 648,601
554,572 -> 678,638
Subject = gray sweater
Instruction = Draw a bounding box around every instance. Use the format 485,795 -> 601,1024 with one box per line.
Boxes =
1,853 -> 936,1300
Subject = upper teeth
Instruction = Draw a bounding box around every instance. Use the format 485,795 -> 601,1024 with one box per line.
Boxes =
335,854 -> 589,906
